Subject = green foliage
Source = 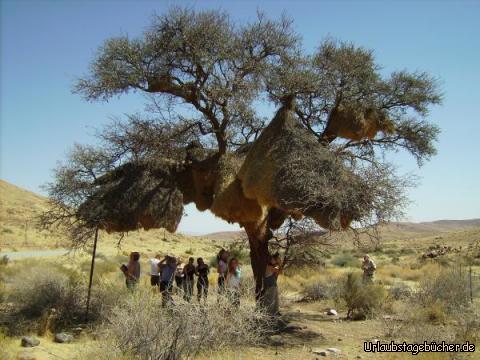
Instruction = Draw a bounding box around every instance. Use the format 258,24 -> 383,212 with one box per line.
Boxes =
1,227 -> 13,234
226,240 -> 251,265
422,300 -> 447,324
337,272 -> 387,320
303,278 -> 339,301
96,289 -> 270,360
42,6 -> 443,278
0,255 -> 9,266
415,266 -> 470,315
1,262 -> 124,335
388,282 -> 412,300
80,258 -> 118,281
331,252 -> 357,268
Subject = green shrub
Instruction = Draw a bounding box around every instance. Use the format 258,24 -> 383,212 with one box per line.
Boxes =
415,266 -> 470,315
1,262 -> 123,334
337,272 -> 387,320
331,253 -> 357,268
388,282 -> 412,300
422,300 -> 447,324
100,289 -> 270,360
303,276 -> 341,301
226,240 -> 251,265
1,227 -> 13,234
80,258 -> 118,280
0,255 -> 9,266
399,248 -> 415,255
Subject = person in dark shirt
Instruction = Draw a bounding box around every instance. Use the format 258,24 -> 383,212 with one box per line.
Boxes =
159,255 -> 176,306
196,257 -> 210,302
182,257 -> 196,302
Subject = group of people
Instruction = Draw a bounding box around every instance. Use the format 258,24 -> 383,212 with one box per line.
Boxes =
120,249 -> 245,307
120,249 -> 374,316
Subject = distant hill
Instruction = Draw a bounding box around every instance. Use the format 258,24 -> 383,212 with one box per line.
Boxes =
197,230 -> 246,241
0,180 -> 62,249
0,180 -> 48,227
200,219 -> 480,242
1,179 -> 479,248
0,180 -> 225,257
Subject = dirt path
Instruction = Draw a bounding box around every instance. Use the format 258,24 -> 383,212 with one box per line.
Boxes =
0,249 -> 69,260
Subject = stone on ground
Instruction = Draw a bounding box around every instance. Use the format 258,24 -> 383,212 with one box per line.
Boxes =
20,337 -> 39,348
312,348 -> 328,356
17,351 -> 37,360
54,333 -> 73,343
326,309 -> 338,316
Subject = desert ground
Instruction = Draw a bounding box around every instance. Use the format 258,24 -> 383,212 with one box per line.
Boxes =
1,180 -> 479,360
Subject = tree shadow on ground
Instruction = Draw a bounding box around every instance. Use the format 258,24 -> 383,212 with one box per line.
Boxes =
263,312 -> 328,347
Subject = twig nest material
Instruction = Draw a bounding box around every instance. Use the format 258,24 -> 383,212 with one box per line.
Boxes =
77,162 -> 183,233
324,105 -> 395,141
238,104 -> 364,230
210,153 -> 266,225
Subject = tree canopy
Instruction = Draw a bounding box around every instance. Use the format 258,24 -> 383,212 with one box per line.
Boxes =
42,8 -> 441,292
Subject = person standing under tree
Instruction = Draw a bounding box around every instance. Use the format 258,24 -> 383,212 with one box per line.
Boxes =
225,257 -> 241,307
174,259 -> 184,294
263,253 -> 282,316
216,249 -> 228,295
196,258 -> 210,302
362,254 -> 376,283
183,257 -> 196,302
121,252 -> 140,290
148,254 -> 161,290
159,255 -> 176,306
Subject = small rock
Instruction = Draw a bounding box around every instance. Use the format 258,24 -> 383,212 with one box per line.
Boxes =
20,337 -> 40,348
337,338 -> 342,341
54,333 -> 73,343
71,327 -> 83,336
17,352 -> 37,360
327,347 -> 341,354
326,309 -> 338,316
312,348 -> 328,356
356,356 -> 363,359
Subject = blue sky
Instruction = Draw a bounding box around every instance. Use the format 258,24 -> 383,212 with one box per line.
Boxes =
1,0 -> 479,234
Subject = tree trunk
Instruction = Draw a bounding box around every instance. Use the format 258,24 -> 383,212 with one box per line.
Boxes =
85,227 -> 99,322
244,223 -> 270,301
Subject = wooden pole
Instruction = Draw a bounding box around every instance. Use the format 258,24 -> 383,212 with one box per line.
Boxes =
469,266 -> 473,303
86,227 -> 99,321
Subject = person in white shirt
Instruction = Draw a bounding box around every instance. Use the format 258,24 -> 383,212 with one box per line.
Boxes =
148,254 -> 162,288
225,257 -> 241,306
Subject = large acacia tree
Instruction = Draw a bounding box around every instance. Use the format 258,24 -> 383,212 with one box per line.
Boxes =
43,8 -> 441,297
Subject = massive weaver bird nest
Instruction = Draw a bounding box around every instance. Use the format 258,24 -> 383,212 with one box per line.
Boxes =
237,101 -> 371,232
323,104 -> 395,142
76,102 -> 376,235
77,161 -> 184,233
